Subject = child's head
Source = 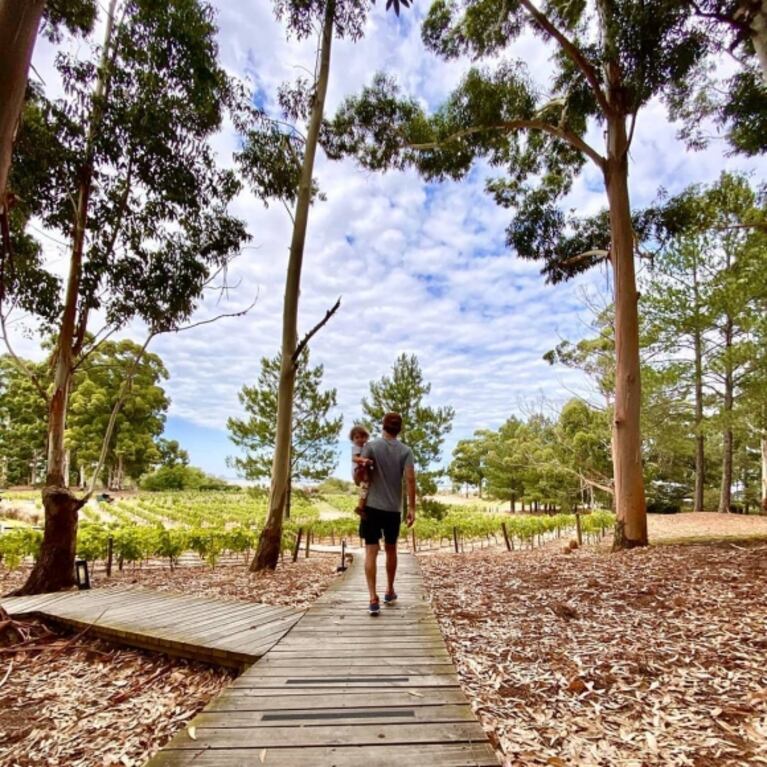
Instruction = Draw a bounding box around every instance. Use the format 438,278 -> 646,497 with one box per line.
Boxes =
349,425 -> 369,447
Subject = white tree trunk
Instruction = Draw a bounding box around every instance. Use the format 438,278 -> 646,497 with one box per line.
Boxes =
761,431 -> 767,512
752,0 -> 767,84
251,0 -> 335,571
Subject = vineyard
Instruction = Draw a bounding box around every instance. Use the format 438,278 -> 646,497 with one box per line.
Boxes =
0,490 -> 614,571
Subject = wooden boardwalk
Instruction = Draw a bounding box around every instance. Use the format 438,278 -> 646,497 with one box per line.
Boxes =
1,587 -> 302,668
150,553 -> 499,766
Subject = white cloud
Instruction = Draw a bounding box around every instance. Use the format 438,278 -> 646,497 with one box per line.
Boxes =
12,1 -> 767,476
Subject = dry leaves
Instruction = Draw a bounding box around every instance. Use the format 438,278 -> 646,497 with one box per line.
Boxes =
0,555 -> 341,766
419,541 -> 767,767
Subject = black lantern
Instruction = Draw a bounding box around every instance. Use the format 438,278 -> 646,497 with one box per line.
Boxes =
75,559 -> 91,590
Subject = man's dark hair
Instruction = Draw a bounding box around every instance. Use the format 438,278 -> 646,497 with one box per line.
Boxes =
349,424 -> 369,441
382,412 -> 403,436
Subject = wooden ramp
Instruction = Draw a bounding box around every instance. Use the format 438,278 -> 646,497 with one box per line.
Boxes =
1,587 -> 302,669
150,553 -> 499,766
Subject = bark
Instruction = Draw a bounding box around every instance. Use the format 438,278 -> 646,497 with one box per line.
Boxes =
718,314 -> 734,513
605,109 -> 647,549
29,450 -> 38,485
251,0 -> 335,571
63,448 -> 70,488
0,0 -> 45,207
761,430 -> 767,513
752,0 -> 767,83
18,0 -> 117,595
8,487 -> 86,595
115,453 -> 124,490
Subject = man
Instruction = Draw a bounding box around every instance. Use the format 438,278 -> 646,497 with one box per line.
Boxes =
360,412 -> 416,615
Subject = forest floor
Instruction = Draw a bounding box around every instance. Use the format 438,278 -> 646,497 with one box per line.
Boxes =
0,554 -> 340,767
646,511 -> 767,543
420,538 -> 767,767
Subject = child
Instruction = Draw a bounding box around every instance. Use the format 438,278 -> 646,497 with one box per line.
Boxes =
350,425 -> 373,516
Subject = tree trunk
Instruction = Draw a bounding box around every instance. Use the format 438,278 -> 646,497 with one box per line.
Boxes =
29,450 -> 38,485
17,0 -> 117,595
719,315 -> 734,513
751,0 -> 767,84
9,487 -> 86,595
605,111 -> 647,550
0,0 -> 45,207
251,0 -> 335,571
63,449 -> 70,488
692,258 -> 705,512
761,430 -> 767,513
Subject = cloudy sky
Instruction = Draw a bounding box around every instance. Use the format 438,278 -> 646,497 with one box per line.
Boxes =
14,2 -> 767,479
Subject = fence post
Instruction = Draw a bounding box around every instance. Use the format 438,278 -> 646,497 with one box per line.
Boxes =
575,512 -> 583,547
501,523 -> 511,552
292,528 -> 303,563
452,526 -> 459,553
305,529 -> 311,558
411,528 -> 417,553
106,536 -> 114,577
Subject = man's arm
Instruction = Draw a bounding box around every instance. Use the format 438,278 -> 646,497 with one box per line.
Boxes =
405,464 -> 416,527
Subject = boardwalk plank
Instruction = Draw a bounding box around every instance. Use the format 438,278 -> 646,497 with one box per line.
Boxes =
150,743 -> 499,767
149,553 -> 499,766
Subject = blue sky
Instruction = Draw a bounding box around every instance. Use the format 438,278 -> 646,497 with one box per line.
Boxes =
15,2 -> 767,482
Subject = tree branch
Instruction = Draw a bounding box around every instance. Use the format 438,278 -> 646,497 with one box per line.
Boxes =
517,0 -> 610,115
0,305 -> 48,402
292,296 -> 341,365
88,332 -> 154,494
409,119 -> 605,170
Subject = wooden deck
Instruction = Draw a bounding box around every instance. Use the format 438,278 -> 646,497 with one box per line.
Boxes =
149,553 -> 499,766
1,587 -> 302,668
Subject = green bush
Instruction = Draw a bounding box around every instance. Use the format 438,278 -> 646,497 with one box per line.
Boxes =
0,528 -> 42,568
420,498 -> 449,520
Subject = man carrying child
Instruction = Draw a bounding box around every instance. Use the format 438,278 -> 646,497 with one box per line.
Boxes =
351,413 -> 416,615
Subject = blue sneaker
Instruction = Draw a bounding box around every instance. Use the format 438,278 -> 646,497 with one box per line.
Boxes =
384,592 -> 398,605
368,598 -> 381,616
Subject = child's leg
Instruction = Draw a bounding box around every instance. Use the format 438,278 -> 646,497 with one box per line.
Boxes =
355,479 -> 369,515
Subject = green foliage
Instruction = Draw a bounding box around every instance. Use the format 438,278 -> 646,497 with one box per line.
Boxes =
448,433 -> 491,495
361,354 -> 454,495
0,357 -> 48,485
227,350 -> 342,485
9,0 -> 253,345
0,528 -> 43,569
66,339 -> 170,486
316,477 -> 355,494
140,465 -> 230,492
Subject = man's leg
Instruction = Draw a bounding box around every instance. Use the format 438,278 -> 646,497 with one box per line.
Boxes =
365,543 -> 379,602
384,543 -> 397,596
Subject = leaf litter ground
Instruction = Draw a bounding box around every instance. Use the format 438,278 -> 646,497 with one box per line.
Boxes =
0,554 -> 340,766
419,541 -> 767,767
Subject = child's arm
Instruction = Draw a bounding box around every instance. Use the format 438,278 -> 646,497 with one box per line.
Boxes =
352,454 -> 373,466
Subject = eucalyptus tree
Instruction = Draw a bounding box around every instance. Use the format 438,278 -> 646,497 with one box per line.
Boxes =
241,0 -> 405,571
668,0 -> 767,156
325,0 -> 712,548
227,350 -> 342,514
5,0 -> 264,595
448,431 -> 492,496
66,340 -> 169,489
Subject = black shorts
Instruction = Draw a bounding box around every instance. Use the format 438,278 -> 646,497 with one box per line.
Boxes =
359,506 -> 402,545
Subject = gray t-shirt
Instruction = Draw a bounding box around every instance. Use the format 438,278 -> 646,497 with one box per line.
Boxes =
362,436 -> 415,513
